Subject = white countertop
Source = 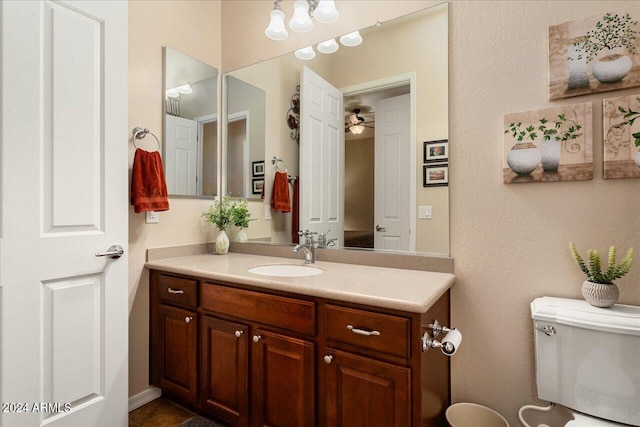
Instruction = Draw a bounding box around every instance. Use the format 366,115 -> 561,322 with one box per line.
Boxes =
145,253 -> 455,313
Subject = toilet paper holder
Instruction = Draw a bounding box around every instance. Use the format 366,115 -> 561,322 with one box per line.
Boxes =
422,319 -> 462,356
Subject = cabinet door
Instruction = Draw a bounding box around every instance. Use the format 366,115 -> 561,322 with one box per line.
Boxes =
201,316 -> 249,426
323,348 -> 411,427
157,304 -> 198,403
252,329 -> 315,427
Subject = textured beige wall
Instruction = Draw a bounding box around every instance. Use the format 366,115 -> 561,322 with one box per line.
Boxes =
128,0 -> 222,398
448,1 -> 640,425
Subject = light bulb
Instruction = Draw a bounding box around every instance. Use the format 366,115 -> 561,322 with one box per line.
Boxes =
265,8 -> 288,40
166,88 -> 179,98
339,31 -> 362,47
289,0 -> 313,33
177,84 -> 192,94
314,0 -> 339,23
350,125 -> 365,135
317,38 -> 339,54
295,46 -> 316,60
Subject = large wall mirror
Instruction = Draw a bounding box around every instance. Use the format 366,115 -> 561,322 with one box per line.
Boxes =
164,46 -> 219,198
223,3 -> 449,255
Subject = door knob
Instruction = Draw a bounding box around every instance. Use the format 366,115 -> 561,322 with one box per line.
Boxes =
375,225 -> 386,232
95,244 -> 124,259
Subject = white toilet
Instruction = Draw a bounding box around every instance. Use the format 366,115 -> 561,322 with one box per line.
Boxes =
525,297 -> 640,427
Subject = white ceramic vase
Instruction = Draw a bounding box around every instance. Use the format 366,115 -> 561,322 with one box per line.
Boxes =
582,280 -> 619,308
634,150 -> 640,168
566,40 -> 590,89
540,140 -> 561,172
592,53 -> 632,83
507,143 -> 541,175
215,229 -> 230,255
235,228 -> 248,243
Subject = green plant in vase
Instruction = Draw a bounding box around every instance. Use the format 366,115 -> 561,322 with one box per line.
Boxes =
231,199 -> 255,243
569,242 -> 634,307
202,196 -> 233,254
504,121 -> 544,175
574,12 -> 638,83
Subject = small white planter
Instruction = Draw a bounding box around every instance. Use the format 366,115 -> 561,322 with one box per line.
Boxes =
507,143 -> 541,175
592,54 -> 632,83
582,280 -> 619,308
540,140 -> 561,172
215,229 -> 230,255
235,228 -> 248,243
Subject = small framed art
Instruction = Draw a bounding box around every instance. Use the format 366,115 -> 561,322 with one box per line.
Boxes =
424,140 -> 448,163
252,179 -> 264,195
423,164 -> 449,187
252,160 -> 265,177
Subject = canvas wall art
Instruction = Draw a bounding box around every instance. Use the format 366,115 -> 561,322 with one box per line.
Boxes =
603,94 -> 640,179
548,8 -> 640,100
503,102 -> 593,184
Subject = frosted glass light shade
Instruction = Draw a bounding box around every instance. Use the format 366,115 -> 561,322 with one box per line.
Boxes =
265,9 -> 288,40
339,31 -> 362,47
317,38 -> 339,54
289,1 -> 313,33
349,125 -> 365,135
314,0 -> 339,23
295,46 -> 316,60
176,84 -> 192,94
166,88 -> 179,98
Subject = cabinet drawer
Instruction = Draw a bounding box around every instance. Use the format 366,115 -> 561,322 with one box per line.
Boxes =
158,275 -> 197,308
325,305 -> 410,359
201,283 -> 315,336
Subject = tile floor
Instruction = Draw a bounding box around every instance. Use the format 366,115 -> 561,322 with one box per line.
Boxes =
129,397 -> 195,427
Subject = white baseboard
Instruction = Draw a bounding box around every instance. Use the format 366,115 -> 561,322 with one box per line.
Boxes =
128,386 -> 162,412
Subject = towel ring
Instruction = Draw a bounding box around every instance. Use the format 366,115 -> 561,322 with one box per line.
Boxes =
271,156 -> 288,173
132,127 -> 160,151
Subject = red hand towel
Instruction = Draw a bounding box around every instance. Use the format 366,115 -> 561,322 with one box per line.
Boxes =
130,149 -> 170,213
270,171 -> 291,213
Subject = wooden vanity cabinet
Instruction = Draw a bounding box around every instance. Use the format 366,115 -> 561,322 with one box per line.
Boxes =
150,269 -> 450,427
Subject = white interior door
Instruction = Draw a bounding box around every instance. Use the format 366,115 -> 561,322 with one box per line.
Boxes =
1,1 -> 128,426
165,115 -> 198,195
374,94 -> 411,251
300,66 -> 344,245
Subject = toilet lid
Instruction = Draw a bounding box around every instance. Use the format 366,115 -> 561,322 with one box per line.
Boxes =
565,412 -> 626,427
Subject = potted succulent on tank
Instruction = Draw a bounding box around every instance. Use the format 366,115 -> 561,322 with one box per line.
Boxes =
569,242 -> 634,307
230,199 -> 255,243
573,12 -> 638,83
202,196 -> 233,254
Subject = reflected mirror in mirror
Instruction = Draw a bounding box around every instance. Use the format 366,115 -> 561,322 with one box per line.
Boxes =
225,75 -> 266,199
223,3 -> 449,255
164,46 -> 219,198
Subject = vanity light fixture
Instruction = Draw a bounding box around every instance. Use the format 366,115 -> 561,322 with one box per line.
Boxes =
295,46 -> 316,60
165,88 -> 179,98
265,0 -> 339,41
176,83 -> 193,94
317,38 -> 339,54
339,30 -> 362,47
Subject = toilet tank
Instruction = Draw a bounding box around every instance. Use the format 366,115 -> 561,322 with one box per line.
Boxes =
531,297 -> 640,426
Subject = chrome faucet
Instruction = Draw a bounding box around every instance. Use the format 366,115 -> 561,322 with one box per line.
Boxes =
293,230 -> 316,264
317,230 -> 337,248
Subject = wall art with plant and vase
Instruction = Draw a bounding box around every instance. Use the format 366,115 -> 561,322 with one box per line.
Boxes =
603,93 -> 640,179
549,8 -> 640,100
503,102 -> 593,184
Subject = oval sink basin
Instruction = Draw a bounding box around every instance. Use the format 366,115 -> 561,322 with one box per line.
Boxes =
248,264 -> 323,277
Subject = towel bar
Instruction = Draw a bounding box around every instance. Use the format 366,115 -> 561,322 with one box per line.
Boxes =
132,127 -> 160,151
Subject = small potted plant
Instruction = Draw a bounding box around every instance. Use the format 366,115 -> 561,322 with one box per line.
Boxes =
231,199 -> 255,243
202,196 -> 233,254
616,99 -> 640,166
574,12 -> 638,83
504,121 -> 543,175
569,242 -> 634,307
538,114 -> 583,172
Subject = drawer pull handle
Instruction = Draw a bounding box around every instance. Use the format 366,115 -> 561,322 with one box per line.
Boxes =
347,325 -> 380,337
168,288 -> 184,295
185,316 -> 193,324
235,330 -> 244,338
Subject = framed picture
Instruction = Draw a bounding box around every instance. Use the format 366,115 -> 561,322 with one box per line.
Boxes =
423,164 -> 449,187
603,93 -> 640,179
252,161 -> 265,177
252,179 -> 264,195
424,140 -> 448,162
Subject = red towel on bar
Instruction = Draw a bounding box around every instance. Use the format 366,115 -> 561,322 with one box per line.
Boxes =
292,176 -> 300,243
270,171 -> 291,213
130,149 -> 169,213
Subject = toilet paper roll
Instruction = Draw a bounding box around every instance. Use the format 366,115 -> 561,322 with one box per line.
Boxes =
440,328 -> 462,356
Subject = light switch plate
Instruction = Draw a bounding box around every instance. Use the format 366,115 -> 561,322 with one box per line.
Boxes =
419,206 -> 432,219
145,211 -> 159,224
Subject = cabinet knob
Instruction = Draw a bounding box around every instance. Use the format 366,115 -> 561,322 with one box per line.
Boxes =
252,335 -> 262,343
235,330 -> 244,338
184,316 -> 193,324
323,355 -> 333,364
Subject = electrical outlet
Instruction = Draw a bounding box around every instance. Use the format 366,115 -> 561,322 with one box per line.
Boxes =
418,206 -> 432,219
145,211 -> 159,224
